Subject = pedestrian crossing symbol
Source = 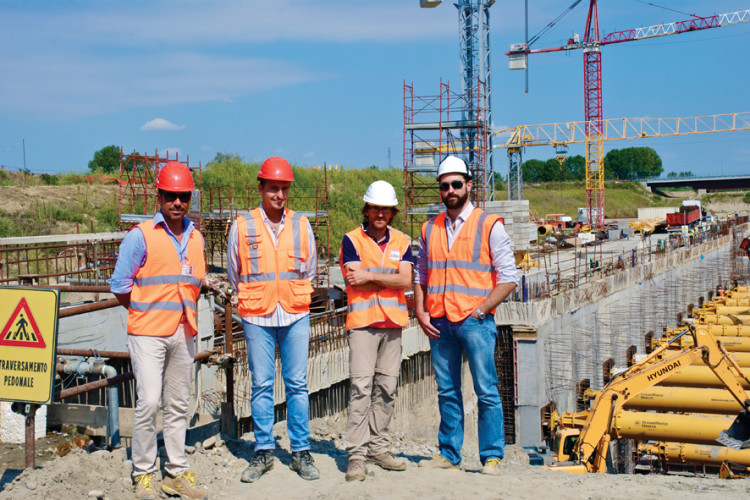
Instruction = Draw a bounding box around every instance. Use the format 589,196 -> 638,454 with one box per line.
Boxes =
0,298 -> 45,348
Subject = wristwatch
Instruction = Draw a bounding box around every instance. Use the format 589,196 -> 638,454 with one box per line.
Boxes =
476,309 -> 486,320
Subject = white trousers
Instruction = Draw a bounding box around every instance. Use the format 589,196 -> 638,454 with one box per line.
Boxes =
127,324 -> 194,477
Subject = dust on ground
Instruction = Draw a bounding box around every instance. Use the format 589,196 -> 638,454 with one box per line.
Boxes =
1,415 -> 748,500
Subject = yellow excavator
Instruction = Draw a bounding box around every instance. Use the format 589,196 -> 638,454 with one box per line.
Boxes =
548,326 -> 750,473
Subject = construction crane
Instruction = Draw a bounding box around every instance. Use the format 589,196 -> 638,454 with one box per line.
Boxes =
495,111 -> 750,149
420,0 -> 496,202
506,2 -> 750,228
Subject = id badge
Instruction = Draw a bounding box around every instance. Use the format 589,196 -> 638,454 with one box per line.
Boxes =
389,250 -> 400,261
182,260 -> 193,276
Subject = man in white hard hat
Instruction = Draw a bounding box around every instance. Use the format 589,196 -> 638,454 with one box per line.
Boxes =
339,180 -> 413,481
414,156 -> 519,475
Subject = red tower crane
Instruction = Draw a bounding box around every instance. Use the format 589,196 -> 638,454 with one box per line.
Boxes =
508,2 -> 750,228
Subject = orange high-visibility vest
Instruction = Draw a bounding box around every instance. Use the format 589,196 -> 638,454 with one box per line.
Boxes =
128,220 -> 205,336
236,208 -> 314,316
423,208 -> 501,322
342,226 -> 410,330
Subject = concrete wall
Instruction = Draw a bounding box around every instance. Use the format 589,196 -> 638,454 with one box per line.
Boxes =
494,235 -> 737,447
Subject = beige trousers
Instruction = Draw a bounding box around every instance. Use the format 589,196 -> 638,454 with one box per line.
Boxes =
345,327 -> 402,460
127,323 -> 194,477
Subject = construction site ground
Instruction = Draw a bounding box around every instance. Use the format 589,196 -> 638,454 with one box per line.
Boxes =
1,414 -> 749,500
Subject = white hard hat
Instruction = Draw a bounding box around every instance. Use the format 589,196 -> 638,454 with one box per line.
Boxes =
363,180 -> 398,207
436,155 -> 471,180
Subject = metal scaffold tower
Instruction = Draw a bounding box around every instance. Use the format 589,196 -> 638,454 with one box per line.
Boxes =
405,0 -> 495,237
403,79 -> 489,237
117,148 -> 202,231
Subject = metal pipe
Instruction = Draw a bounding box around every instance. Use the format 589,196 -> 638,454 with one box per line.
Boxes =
612,409 -> 734,445
624,386 -> 749,414
57,348 -> 131,359
54,372 -> 134,401
658,365 -> 750,389
59,299 -> 121,318
27,284 -> 112,293
55,359 -> 121,448
639,441 -> 750,468
56,349 -> 215,362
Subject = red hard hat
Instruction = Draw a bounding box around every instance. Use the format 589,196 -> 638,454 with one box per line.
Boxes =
155,161 -> 195,192
257,157 -> 294,182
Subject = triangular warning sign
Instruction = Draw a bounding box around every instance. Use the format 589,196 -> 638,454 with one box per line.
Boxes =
0,297 -> 46,348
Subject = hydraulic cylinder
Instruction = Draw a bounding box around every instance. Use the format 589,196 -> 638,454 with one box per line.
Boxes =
658,365 -> 750,389
652,335 -> 750,352
699,314 -> 750,326
638,441 -> 750,468
612,410 -> 734,445
666,324 -> 750,338
624,386 -> 749,414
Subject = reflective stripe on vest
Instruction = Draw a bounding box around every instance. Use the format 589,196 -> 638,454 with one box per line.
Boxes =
236,208 -> 314,316
127,220 -> 206,337
423,208 -> 499,322
342,226 -> 410,329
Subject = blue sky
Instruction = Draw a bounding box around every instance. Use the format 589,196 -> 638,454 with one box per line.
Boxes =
0,0 -> 749,180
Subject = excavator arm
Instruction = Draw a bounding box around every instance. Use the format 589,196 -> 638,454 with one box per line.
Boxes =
555,326 -> 750,472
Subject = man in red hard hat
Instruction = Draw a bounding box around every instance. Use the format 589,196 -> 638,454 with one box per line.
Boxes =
110,161 -> 208,498
227,157 -> 320,482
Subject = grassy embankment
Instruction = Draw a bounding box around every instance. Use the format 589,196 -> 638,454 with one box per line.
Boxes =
3,162 -> 749,245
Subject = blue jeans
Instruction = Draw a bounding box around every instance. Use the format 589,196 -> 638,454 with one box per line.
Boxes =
429,314 -> 504,465
242,316 -> 311,452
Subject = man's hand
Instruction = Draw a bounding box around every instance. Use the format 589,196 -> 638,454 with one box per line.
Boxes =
416,310 -> 440,339
345,268 -> 372,286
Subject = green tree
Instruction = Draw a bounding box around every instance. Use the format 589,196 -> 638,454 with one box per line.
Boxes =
603,147 -> 662,180
563,155 -> 586,181
88,145 -> 120,174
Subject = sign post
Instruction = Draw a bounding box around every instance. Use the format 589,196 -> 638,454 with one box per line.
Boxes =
0,286 -> 59,468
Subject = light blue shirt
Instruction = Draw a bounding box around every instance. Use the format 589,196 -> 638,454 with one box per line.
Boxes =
228,204 -> 317,327
109,211 -> 198,294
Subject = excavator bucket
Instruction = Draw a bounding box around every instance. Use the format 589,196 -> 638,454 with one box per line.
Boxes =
717,410 -> 750,450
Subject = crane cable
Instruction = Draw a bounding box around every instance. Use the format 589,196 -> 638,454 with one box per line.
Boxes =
527,0 -> 585,48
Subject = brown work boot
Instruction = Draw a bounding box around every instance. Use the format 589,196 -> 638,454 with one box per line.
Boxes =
133,473 -> 157,500
367,452 -> 406,471
418,455 -> 460,470
345,459 -> 367,482
161,471 -> 208,499
481,458 -> 502,476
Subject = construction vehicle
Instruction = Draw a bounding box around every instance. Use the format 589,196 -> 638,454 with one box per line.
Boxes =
547,326 -> 750,473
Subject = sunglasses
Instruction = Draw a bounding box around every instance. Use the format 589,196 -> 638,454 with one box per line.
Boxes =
162,191 -> 191,203
439,180 -> 465,191
369,206 -> 393,214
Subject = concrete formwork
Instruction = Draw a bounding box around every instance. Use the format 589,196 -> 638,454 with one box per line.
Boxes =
496,235 -> 739,447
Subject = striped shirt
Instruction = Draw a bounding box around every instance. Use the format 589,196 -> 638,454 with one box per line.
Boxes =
227,204 -> 317,327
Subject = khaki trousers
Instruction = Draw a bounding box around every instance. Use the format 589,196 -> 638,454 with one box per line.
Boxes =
128,323 -> 194,477
345,327 -> 402,460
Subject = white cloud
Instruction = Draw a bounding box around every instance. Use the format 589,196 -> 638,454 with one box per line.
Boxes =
140,118 -> 185,131
303,151 -> 315,158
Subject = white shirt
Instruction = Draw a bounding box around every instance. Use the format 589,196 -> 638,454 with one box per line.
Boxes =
227,204 -> 317,327
415,202 -> 519,286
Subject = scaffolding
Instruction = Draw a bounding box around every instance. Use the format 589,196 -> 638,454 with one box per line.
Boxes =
117,148 -> 202,231
402,79 -> 490,237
